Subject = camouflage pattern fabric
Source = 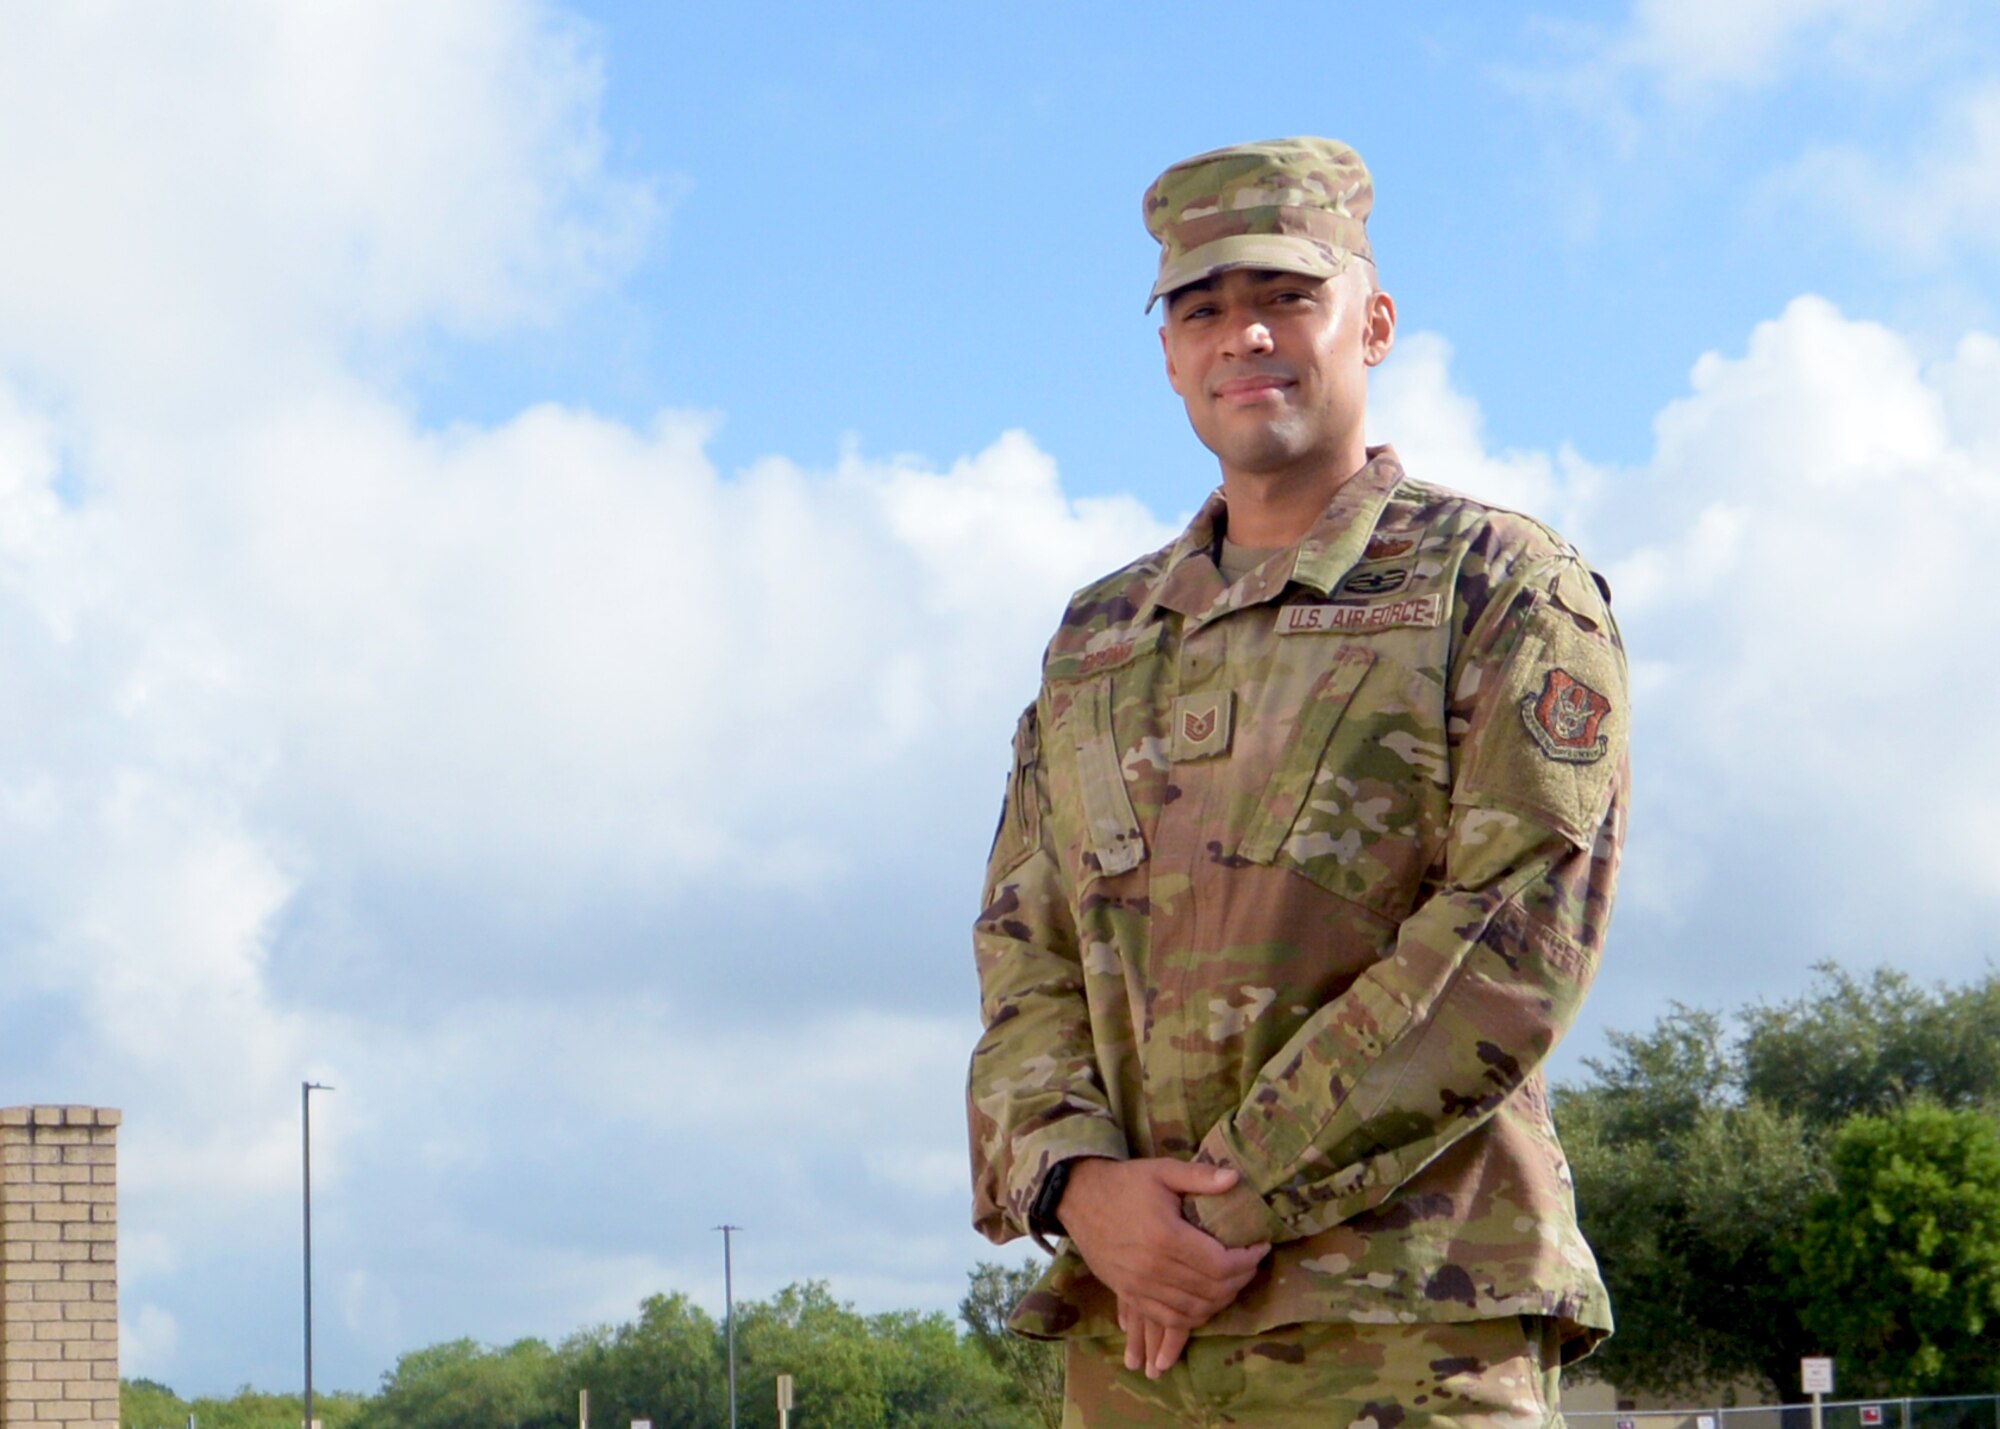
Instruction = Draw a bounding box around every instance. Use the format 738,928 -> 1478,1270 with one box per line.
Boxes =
1143,137 -> 1374,308
968,447 -> 1627,1361
1062,1314 -> 1565,1429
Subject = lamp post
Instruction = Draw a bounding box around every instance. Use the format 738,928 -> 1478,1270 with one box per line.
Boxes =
303,1081 -> 333,1429
716,1225 -> 741,1429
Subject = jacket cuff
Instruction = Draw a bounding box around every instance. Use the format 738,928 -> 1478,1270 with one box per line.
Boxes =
1009,1121 -> 1129,1243
1028,1156 -> 1079,1255
1182,1126 -> 1289,1248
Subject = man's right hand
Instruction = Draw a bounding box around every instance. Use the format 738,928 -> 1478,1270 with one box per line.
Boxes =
1057,1157 -> 1269,1333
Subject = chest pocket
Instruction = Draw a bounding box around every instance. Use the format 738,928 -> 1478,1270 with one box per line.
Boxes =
1237,644 -> 1444,919
1073,679 -> 1146,877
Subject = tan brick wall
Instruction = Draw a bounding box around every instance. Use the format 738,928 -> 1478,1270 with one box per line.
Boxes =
0,1109 -> 119,1429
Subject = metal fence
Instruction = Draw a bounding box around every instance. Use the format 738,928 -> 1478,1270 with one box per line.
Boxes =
1571,1396 -> 2000,1429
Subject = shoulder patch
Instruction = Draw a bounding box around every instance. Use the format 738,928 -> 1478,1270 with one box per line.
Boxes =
1520,669 -> 1612,764
1457,604 -> 1628,849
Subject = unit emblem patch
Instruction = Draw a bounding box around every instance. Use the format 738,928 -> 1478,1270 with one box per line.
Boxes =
1521,668 -> 1612,763
1364,533 -> 1416,560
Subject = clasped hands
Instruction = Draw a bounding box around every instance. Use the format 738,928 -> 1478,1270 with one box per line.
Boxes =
1056,1157 -> 1270,1380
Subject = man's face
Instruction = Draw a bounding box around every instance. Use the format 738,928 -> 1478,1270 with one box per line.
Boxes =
1159,265 -> 1396,484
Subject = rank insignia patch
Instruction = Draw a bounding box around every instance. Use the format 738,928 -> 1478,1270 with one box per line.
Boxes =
1521,668 -> 1612,763
1171,691 -> 1233,761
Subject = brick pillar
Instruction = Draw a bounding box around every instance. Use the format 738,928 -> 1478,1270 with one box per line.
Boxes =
0,1107 -> 119,1429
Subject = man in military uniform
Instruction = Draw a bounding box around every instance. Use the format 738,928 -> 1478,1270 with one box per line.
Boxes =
966,138 -> 1628,1427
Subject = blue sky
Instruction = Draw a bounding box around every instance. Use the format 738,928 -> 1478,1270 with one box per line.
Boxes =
0,0 -> 1997,1399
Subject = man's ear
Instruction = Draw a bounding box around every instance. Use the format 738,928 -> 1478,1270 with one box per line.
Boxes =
1363,290 -> 1397,368
1160,324 -> 1186,395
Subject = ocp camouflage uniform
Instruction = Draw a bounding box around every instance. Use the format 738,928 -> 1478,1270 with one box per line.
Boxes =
1063,1315 -> 1565,1429
967,448 -> 1628,1417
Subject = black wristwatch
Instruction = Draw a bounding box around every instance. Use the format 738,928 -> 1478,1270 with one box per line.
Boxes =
1029,1157 -> 1078,1254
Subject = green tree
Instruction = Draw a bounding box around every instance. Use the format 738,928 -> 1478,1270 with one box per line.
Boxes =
147,1386 -> 367,1429
1558,964 -> 2000,1401
121,1377 -> 186,1429
728,1280 -> 1025,1429
1794,1102 -> 2000,1395
734,1281 -> 887,1429
868,1307 -> 1026,1429
558,1292 -> 723,1429
1561,1089 -> 1826,1399
1741,967 -> 2000,1124
357,1337 -> 566,1429
960,1259 -> 1063,1429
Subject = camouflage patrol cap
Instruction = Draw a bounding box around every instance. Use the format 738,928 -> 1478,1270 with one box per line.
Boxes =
1143,137 -> 1374,310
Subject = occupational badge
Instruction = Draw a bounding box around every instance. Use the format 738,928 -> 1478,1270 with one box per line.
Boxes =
1340,565 -> 1409,597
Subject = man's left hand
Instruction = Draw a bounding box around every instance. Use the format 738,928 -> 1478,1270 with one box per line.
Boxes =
1118,1299 -> 1192,1380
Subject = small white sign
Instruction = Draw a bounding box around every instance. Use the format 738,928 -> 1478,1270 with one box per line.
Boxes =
777,1374 -> 795,1411
632,1420 -> 652,1429
1699,1416 -> 1717,1429
1802,1358 -> 1835,1395
1861,1409 -> 1884,1427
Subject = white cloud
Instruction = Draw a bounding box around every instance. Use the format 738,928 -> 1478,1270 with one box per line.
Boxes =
0,0 -> 658,417
1933,331 -> 2000,465
1375,301 -> 2000,932
1368,332 -> 1605,544
0,374 -> 1168,1234
1616,0 -> 1927,97
0,2 -> 1171,1389
1772,81 -> 2000,264
5,0 -> 1997,1400
121,1304 -> 182,1381
1363,297 -> 2000,1026
1519,0 -> 1939,113
1597,296 -> 2000,923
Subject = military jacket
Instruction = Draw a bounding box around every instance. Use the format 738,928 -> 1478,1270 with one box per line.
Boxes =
968,449 -> 1627,1359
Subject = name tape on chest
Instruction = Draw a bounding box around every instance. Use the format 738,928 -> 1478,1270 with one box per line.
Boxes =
1278,593 -> 1441,635
1058,624 -> 1166,681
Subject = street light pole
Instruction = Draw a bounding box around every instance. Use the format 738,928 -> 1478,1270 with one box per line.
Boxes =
303,1081 -> 333,1429
716,1225 -> 741,1429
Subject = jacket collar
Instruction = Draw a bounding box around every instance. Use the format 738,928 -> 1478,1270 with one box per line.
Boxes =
1136,446 -> 1406,629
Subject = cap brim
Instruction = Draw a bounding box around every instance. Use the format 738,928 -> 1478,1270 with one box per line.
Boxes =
1147,234 -> 1353,310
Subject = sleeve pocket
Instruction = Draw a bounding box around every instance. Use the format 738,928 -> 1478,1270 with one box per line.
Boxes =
985,703 -> 1042,881
1456,611 -> 1626,850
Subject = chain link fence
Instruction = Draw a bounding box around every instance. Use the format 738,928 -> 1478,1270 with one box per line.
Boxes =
1572,1396 -> 2000,1429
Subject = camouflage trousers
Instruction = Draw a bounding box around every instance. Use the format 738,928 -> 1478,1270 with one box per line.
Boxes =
1061,1315 -> 1565,1429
